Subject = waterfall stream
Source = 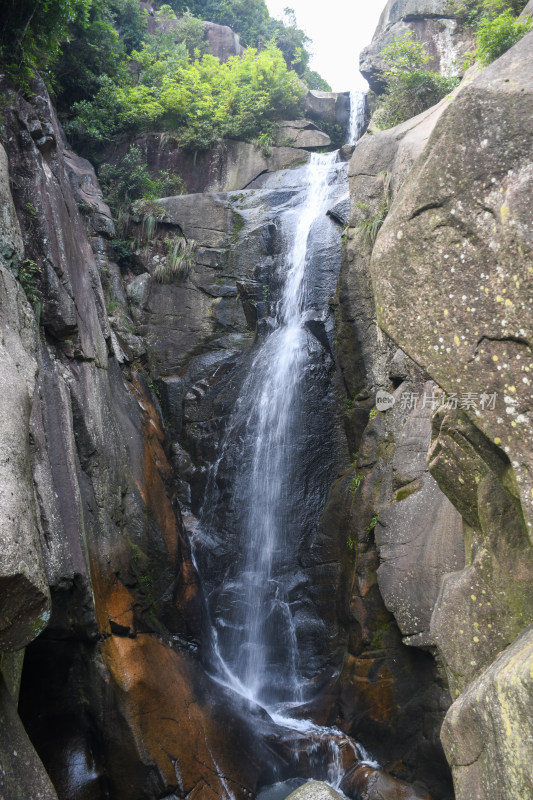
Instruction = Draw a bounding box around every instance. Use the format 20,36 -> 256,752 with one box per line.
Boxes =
191,92 -> 370,791
348,91 -> 367,145
198,151 -> 343,709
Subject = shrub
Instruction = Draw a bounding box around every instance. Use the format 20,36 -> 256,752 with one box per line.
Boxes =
18,259 -> 42,305
446,0 -> 530,64
447,0 -> 528,24
70,43 -> 306,150
374,33 -> 460,130
475,8 -> 531,63
0,0 -> 91,80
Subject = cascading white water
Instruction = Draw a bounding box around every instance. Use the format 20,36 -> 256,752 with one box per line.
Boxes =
198,152 -> 342,708
192,131 -> 380,795
348,90 -> 367,145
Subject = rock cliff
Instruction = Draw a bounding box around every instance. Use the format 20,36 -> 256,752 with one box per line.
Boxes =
360,0 -> 474,90
337,30 -> 533,800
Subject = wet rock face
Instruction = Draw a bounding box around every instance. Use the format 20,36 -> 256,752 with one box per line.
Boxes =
359,0 -> 473,91
176,164 -> 350,702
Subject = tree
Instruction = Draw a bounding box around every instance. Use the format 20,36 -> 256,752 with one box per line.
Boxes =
268,8 -> 310,75
0,0 -> 92,80
67,42 -> 306,150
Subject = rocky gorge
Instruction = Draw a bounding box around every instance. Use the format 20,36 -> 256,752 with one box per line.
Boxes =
0,2 -> 532,800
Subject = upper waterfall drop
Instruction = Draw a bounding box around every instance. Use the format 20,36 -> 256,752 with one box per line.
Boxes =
348,90 -> 367,145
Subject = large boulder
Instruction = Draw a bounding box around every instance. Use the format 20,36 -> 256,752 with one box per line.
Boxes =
428,407 -> 533,696
304,90 -> 351,130
141,4 -> 243,61
286,782 -> 344,800
441,625 -> 533,800
369,33 -> 533,538
273,120 -> 331,149
375,380 -> 464,649
328,87 -> 461,799
342,764 -> 433,800
364,31 -> 533,799
359,0 -> 473,91
203,20 -> 243,60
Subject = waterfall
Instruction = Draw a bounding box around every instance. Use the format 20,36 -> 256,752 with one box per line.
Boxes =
197,152 -> 345,710
187,121 -> 383,794
348,90 -> 367,145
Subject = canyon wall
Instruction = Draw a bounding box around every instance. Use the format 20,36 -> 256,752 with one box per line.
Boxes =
337,30 -> 533,800
0,10 -> 532,800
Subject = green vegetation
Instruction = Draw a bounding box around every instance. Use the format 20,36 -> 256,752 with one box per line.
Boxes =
357,172 -> 392,247
165,0 -> 328,85
475,8 -> 531,63
358,197 -> 390,245
446,0 -> 528,27
18,259 -> 42,305
67,41 -> 306,150
349,472 -> 362,496
0,0 -> 326,136
373,33 -> 460,130
98,145 -> 185,219
167,0 -> 270,47
365,514 -> 378,532
347,536 -> 358,553
0,0 -> 91,87
447,0 -> 530,64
